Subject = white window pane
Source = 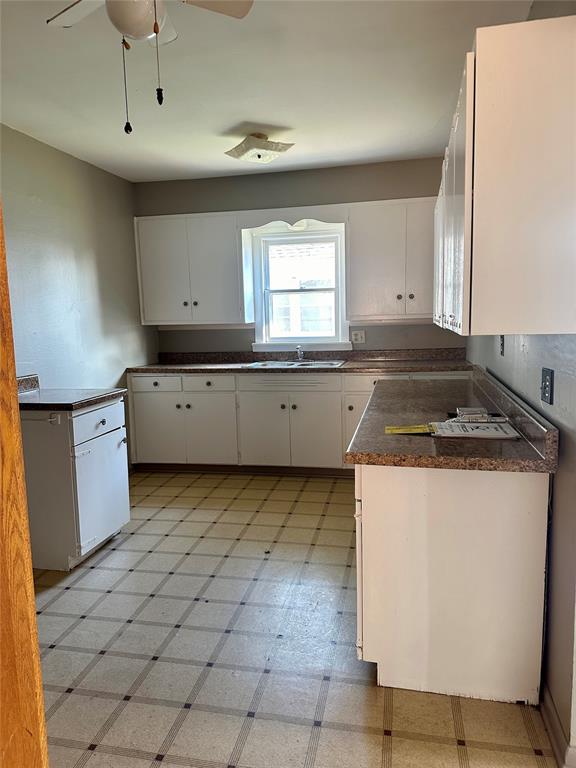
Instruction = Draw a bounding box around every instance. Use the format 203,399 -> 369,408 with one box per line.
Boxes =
269,291 -> 335,338
267,241 -> 336,290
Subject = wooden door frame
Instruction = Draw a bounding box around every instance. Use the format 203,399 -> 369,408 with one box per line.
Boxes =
0,204 -> 49,766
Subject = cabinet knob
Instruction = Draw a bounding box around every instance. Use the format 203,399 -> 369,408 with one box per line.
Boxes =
291,404 -> 297,410
183,301 -> 189,307
176,404 -> 182,409
396,294 -> 403,300
193,300 -> 199,307
348,405 -> 354,411
153,381 -> 159,387
121,437 -> 128,444
206,381 -> 212,387
186,403 -> 191,409
99,418 -> 107,426
408,293 -> 415,300
280,403 -> 286,410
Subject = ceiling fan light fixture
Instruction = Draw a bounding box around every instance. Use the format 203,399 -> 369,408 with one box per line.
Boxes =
225,133 -> 294,164
105,0 -> 165,40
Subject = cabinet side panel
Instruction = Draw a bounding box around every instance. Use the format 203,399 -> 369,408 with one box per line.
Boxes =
361,465 -> 548,703
472,18 -> 576,334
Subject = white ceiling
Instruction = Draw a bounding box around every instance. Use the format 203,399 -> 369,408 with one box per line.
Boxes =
0,0 -> 530,182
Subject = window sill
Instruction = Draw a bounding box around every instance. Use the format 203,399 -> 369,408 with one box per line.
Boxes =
252,342 -> 353,352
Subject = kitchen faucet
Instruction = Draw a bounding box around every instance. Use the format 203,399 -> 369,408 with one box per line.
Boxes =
296,345 -> 305,361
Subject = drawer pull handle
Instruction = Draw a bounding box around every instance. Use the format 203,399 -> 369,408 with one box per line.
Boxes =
206,381 -> 212,387
348,405 -> 354,411
99,418 -> 107,426
176,404 -> 182,409
280,403 -> 286,410
186,404 -> 191,409
153,381 -> 159,387
291,404 -> 297,410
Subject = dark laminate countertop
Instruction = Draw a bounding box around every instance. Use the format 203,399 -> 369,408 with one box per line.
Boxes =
18,388 -> 127,412
126,360 -> 472,375
345,370 -> 558,473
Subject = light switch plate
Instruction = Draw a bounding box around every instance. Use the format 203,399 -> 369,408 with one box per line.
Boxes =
351,330 -> 366,344
541,368 -> 554,405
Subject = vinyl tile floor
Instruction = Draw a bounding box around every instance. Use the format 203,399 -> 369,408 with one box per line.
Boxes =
36,471 -> 556,768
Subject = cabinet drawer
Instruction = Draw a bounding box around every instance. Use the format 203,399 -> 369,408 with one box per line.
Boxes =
237,374 -> 342,392
182,375 -> 236,392
343,374 -> 410,392
130,375 -> 182,392
73,400 -> 125,446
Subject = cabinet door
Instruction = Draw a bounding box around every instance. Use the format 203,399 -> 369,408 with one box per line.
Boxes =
433,179 -> 445,327
343,394 -> 371,452
451,53 -> 474,335
238,392 -> 291,466
136,217 -> 192,324
406,199 -> 435,316
290,392 -> 343,468
348,202 -> 406,319
132,392 -> 186,463
74,427 -> 130,556
184,393 -> 238,464
187,214 -> 243,324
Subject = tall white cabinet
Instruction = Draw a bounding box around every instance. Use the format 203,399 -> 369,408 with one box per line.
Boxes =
435,16 -> 576,335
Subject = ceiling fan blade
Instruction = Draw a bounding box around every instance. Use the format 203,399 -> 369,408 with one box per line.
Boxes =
182,0 -> 254,20
46,0 -> 104,27
148,10 -> 178,46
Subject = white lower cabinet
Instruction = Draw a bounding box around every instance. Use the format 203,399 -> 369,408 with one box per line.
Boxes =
343,394 -> 371,451
21,398 -> 130,571
290,392 -> 343,468
132,391 -> 186,463
131,385 -> 238,465
237,392 -> 291,466
185,393 -> 238,464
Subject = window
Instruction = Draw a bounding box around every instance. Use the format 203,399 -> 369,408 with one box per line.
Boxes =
244,220 -> 349,349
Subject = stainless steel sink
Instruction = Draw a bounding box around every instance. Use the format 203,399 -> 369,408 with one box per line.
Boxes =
246,360 -> 345,369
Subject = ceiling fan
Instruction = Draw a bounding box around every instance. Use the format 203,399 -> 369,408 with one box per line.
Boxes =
47,0 -> 254,45
46,0 -> 254,133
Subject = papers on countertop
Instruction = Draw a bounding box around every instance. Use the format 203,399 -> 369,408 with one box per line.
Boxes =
430,421 -> 520,439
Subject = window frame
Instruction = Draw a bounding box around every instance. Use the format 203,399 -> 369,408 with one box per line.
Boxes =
246,220 -> 350,350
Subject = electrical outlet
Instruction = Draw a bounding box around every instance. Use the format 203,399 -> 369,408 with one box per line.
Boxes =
541,368 -> 554,405
351,330 -> 366,344
499,336 -> 505,356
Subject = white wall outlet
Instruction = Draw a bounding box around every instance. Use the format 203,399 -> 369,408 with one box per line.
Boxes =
351,330 -> 366,344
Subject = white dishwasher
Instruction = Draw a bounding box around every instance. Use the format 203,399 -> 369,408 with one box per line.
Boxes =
20,391 -> 130,571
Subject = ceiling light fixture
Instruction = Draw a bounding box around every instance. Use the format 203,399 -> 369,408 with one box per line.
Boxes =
225,133 -> 294,164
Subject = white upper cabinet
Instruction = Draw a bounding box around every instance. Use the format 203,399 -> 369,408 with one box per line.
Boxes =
435,17 -> 576,335
347,198 -> 435,322
136,213 -> 244,326
136,197 -> 436,327
405,199 -> 435,316
136,217 -> 193,324
186,214 -> 243,324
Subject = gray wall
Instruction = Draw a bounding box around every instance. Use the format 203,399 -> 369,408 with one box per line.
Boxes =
468,335 -> 576,743
1,125 -> 157,388
159,323 -> 464,354
135,156 -> 463,354
134,157 -> 443,216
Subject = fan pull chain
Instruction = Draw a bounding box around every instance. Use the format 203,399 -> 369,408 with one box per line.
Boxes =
153,0 -> 164,105
121,37 -> 133,134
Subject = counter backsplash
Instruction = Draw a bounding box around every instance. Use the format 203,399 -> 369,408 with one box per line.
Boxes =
158,347 -> 467,365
